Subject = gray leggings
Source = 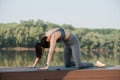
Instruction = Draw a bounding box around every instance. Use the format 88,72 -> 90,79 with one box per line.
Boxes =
64,33 -> 94,69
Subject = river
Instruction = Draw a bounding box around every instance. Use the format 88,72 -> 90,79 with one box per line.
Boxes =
0,50 -> 120,67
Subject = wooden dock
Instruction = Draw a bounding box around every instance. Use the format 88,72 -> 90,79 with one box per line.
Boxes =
0,66 -> 120,80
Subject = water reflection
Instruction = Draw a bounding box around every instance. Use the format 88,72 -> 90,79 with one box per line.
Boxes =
0,50 -> 35,67
0,50 -> 120,67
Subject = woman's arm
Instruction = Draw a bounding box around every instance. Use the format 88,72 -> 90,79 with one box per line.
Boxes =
28,47 -> 45,68
32,57 -> 40,67
27,57 -> 40,68
42,32 -> 61,69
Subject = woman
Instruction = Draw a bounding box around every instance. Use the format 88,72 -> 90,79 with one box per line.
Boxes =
28,28 -> 105,69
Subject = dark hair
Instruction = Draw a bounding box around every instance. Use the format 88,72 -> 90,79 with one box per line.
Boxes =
35,42 -> 42,58
41,36 -> 50,48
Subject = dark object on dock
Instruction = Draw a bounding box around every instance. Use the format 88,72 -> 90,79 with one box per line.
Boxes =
0,66 -> 120,80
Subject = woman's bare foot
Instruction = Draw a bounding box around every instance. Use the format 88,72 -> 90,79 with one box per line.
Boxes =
95,61 -> 106,67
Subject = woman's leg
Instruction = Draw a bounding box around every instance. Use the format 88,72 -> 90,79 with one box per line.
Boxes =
64,33 -> 94,69
64,45 -> 72,67
70,35 -> 82,68
71,35 -> 94,69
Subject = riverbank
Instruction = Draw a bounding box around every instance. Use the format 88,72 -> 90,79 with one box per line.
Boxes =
0,47 -> 119,53
0,47 -> 35,51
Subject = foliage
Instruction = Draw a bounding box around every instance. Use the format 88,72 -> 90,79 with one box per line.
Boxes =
0,19 -> 120,51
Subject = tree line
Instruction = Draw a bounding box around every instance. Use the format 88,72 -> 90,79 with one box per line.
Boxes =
0,19 -> 120,51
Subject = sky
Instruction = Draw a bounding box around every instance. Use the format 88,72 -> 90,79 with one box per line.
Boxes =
0,0 -> 120,29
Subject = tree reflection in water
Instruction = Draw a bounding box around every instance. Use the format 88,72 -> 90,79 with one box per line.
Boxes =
0,50 -> 120,67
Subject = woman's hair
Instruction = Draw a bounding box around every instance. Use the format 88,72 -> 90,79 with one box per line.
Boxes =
35,36 -> 50,58
41,36 -> 50,48
35,42 -> 42,58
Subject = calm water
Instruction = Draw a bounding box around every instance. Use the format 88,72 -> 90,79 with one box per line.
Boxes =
0,50 -> 120,67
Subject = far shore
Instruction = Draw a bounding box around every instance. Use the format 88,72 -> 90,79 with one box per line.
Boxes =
0,47 -> 35,51
0,47 -> 119,53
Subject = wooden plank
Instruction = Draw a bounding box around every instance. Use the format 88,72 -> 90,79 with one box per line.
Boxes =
1,69 -> 120,80
0,66 -> 120,80
62,69 -> 120,80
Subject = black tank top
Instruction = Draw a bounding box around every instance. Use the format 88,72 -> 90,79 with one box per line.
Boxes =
51,28 -> 65,42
